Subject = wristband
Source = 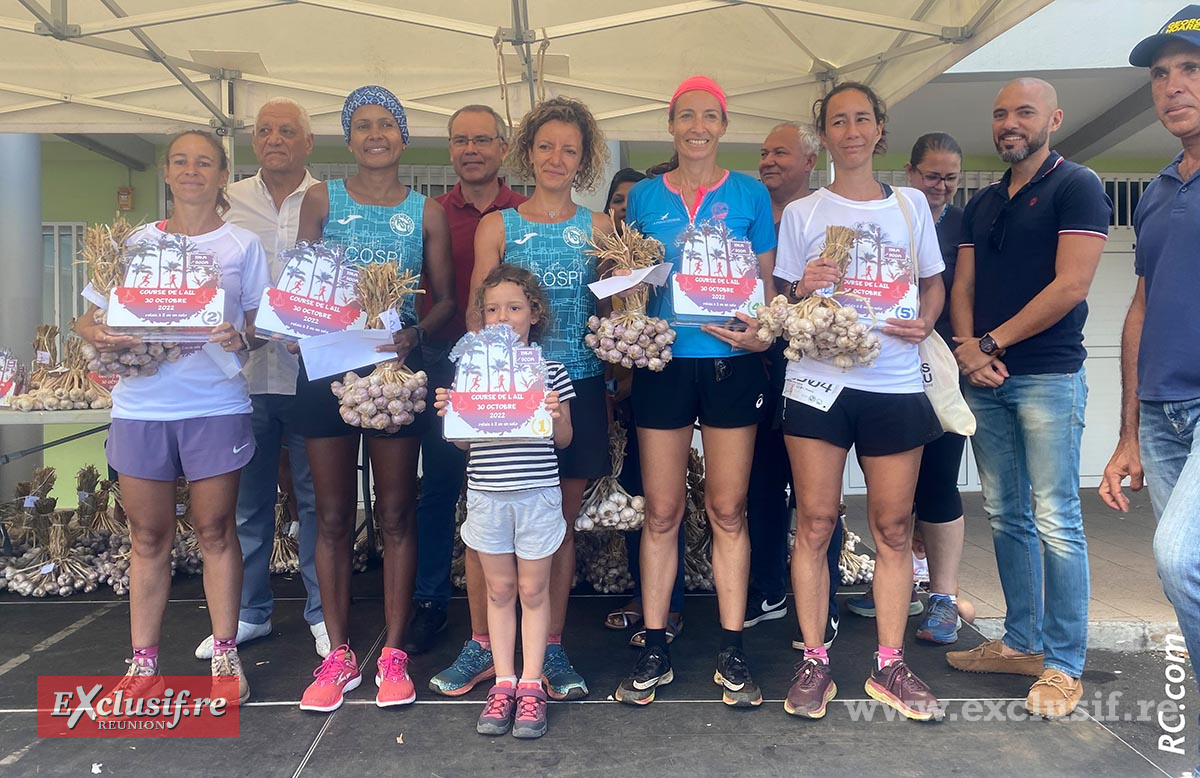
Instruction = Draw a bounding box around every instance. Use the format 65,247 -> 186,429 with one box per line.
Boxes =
789,279 -> 802,299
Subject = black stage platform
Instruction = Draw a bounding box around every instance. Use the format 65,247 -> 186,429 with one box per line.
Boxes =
0,569 -> 1191,777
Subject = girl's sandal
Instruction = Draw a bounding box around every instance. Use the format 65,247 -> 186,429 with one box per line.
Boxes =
605,602 -> 643,630
629,612 -> 684,648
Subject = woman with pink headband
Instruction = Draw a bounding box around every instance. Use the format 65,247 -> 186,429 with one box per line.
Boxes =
614,75 -> 776,708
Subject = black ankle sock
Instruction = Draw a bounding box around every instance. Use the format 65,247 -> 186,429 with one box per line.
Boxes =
720,628 -> 743,651
644,628 -> 669,651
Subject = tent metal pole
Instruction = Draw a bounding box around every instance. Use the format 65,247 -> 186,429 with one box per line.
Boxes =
0,80 -> 209,124
75,1 -> 289,37
97,0 -> 233,129
511,0 -> 537,110
0,78 -> 179,118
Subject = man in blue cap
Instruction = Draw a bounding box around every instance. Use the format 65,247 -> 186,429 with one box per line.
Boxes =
1101,5 -> 1200,769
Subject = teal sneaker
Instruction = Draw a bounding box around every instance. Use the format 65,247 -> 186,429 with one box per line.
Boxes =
541,644 -> 588,700
429,639 -> 495,697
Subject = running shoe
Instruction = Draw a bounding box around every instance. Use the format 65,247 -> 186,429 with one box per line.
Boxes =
404,600 -> 447,655
784,658 -> 837,718
615,645 -> 673,705
512,685 -> 549,739
429,639 -> 495,697
194,619 -> 271,660
310,621 -> 331,658
791,609 -> 841,651
845,586 -> 924,618
542,644 -> 588,700
476,683 -> 516,736
101,660 -> 164,713
714,646 -> 763,707
743,596 -> 788,628
211,649 -> 250,704
864,657 -> 942,721
375,646 -> 416,707
915,594 -> 961,645
299,644 -> 361,712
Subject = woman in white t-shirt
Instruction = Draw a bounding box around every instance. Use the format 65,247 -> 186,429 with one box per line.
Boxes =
773,83 -> 945,722
76,130 -> 270,705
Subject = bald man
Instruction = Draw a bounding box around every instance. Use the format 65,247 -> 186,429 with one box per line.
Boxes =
945,78 -> 1112,717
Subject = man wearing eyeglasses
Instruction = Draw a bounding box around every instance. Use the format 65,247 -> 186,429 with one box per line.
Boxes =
945,78 -> 1112,718
409,105 -> 526,659
1101,10 -> 1200,769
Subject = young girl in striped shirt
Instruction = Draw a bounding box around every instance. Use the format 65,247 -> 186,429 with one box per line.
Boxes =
434,264 -> 573,739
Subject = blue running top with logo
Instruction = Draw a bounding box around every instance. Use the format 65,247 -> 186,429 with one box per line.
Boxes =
322,178 -> 426,325
500,206 -> 602,380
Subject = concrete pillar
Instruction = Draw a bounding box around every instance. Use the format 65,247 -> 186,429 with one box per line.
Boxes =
0,134 -> 44,494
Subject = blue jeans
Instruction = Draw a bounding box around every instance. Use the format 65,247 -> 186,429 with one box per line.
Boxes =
414,350 -> 468,607
238,393 -> 322,626
1139,396 -> 1200,770
964,369 -> 1089,677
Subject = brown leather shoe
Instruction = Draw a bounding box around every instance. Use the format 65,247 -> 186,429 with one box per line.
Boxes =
946,639 -> 1045,676
1025,670 -> 1083,717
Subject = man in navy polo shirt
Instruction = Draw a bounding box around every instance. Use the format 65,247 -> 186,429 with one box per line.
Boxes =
945,77 -> 1111,718
1101,8 -> 1200,769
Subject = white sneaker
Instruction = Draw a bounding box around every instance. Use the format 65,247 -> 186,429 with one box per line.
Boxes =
194,619 -> 272,660
310,621 -> 331,658
211,648 -> 251,704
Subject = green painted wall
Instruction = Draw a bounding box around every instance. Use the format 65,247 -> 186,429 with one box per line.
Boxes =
42,142 -> 162,224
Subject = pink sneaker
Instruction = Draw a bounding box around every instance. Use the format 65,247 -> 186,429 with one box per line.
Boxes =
375,646 -> 416,707
300,644 -> 361,712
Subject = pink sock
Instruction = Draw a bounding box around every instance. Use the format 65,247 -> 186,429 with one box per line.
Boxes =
546,634 -> 562,646
213,637 -> 236,657
878,645 -> 904,669
803,645 -> 829,664
495,675 -> 517,688
472,632 -> 491,651
132,645 -> 158,667
517,679 -> 542,690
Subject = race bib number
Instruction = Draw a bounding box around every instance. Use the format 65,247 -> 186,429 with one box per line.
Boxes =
783,377 -> 843,413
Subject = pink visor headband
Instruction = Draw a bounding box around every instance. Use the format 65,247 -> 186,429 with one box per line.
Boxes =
669,76 -> 728,114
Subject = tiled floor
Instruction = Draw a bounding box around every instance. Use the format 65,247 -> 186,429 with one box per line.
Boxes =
844,487 -> 1177,625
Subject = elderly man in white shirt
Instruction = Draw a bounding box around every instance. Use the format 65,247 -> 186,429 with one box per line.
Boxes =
195,97 -> 328,659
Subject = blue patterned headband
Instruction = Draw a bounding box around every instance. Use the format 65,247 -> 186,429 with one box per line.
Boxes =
341,85 -> 409,145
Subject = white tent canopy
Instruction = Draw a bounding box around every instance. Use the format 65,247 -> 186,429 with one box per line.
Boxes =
0,0 -> 1050,144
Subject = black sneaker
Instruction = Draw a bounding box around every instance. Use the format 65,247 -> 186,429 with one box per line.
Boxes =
824,608 -> 840,648
743,596 -> 788,628
614,646 -> 673,706
403,600 -> 447,655
714,646 -> 762,707
791,610 -> 840,651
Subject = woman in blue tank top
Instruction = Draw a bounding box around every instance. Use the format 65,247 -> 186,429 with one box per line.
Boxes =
469,97 -> 613,700
292,86 -> 454,712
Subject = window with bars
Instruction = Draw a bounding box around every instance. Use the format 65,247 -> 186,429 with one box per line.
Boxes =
230,163 -> 1147,232
42,223 -> 87,336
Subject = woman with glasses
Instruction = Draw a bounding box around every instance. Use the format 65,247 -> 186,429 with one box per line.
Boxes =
775,83 -> 945,721
613,76 -> 776,708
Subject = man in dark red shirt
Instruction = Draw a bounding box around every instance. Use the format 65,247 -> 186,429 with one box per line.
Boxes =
408,105 -> 526,660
